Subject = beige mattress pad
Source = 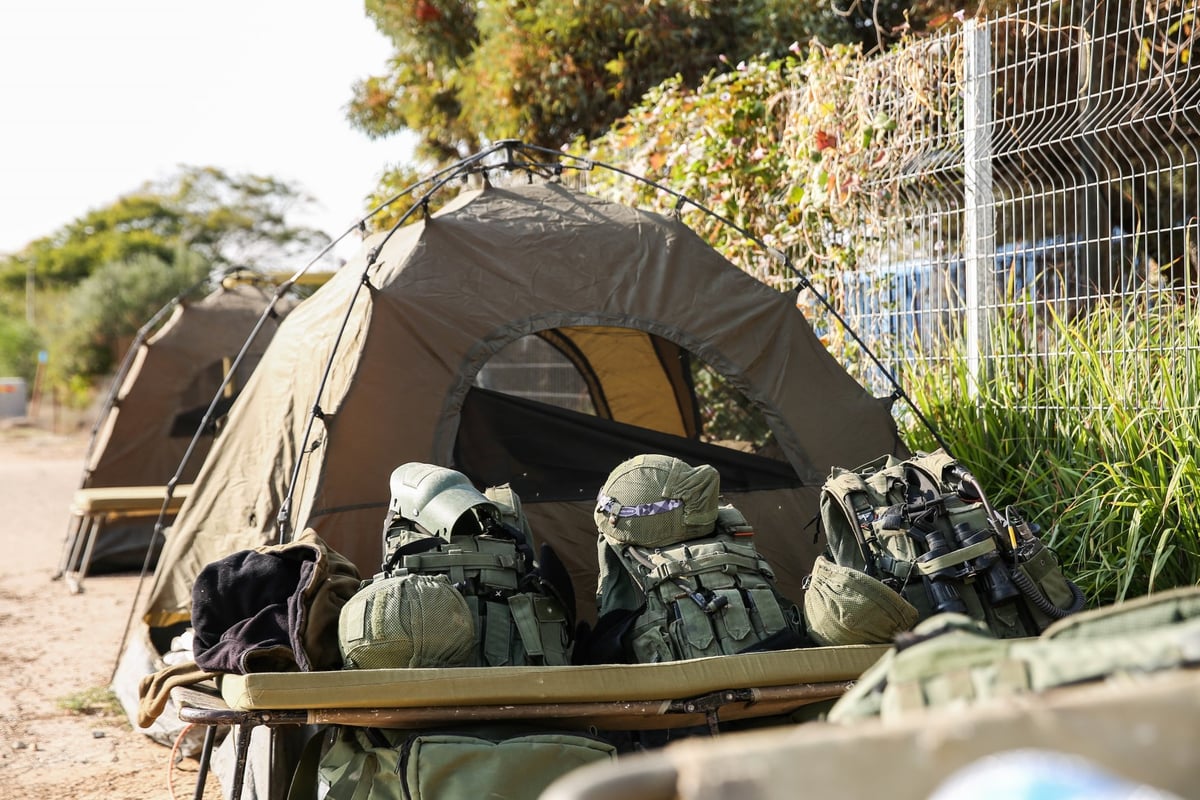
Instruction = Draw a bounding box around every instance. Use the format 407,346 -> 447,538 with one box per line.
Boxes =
70,485 -> 192,514
219,645 -> 888,711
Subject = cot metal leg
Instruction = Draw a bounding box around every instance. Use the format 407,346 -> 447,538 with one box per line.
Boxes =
176,701 -> 309,800
52,513 -> 87,581
192,724 -> 219,800
228,720 -> 257,800
64,516 -> 102,593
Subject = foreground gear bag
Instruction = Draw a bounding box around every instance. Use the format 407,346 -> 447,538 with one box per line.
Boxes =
295,724 -> 617,800
592,454 -> 805,664
377,463 -> 574,667
808,449 -> 1086,646
827,585 -> 1200,724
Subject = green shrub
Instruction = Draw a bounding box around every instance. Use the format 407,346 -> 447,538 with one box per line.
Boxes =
57,686 -> 122,717
0,314 -> 41,383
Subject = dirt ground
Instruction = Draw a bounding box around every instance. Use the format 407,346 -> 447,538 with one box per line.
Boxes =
0,425 -> 219,799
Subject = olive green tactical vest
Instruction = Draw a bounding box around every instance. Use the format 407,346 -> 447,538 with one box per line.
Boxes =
596,506 -> 805,663
380,518 -> 572,667
808,449 -> 1084,646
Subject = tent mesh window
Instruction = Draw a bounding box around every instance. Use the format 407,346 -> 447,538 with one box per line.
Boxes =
471,331 -> 778,458
475,335 -> 595,414
169,360 -> 231,437
168,353 -> 266,438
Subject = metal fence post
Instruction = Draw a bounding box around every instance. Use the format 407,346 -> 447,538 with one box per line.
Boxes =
962,19 -> 995,397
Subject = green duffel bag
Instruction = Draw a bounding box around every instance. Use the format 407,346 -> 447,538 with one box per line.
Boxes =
297,724 -> 617,800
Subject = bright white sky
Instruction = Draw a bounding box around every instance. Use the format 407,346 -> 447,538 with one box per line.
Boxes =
0,0 -> 413,264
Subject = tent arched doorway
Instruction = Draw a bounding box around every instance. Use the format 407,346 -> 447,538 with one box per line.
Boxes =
447,324 -> 806,620
455,325 -> 795,493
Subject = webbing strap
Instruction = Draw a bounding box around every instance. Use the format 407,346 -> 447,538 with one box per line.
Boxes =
915,538 -> 996,575
824,473 -> 877,529
826,478 -> 881,572
403,551 -> 516,571
507,594 -> 545,660
646,551 -> 764,584
876,554 -> 915,581
596,493 -> 682,519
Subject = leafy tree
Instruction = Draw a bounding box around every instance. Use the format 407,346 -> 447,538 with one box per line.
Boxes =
579,50 -> 826,284
168,167 -> 332,272
351,0 -> 852,165
50,249 -> 210,382
3,194 -> 183,289
0,166 -> 332,290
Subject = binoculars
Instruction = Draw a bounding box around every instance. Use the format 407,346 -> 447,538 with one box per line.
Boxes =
914,523 -> 968,615
953,521 -> 1021,606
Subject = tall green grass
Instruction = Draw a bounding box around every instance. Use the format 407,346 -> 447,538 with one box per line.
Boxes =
897,297 -> 1200,607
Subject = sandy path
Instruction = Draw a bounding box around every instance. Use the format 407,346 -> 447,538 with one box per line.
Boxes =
0,428 -> 216,799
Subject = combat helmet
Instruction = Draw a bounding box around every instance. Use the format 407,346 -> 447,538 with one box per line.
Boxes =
386,462 -> 498,538
594,454 -> 721,547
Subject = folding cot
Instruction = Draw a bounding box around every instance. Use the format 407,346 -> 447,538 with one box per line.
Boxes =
54,484 -> 191,593
172,644 -> 890,800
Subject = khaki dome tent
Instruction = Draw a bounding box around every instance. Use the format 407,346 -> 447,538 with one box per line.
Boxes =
66,277 -> 294,574
141,180 -> 906,635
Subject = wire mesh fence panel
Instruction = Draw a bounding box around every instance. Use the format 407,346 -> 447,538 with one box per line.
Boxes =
801,0 -> 1200,414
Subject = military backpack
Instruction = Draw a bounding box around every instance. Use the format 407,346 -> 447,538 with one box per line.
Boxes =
373,465 -> 574,668
590,454 -> 806,664
827,585 -> 1200,723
